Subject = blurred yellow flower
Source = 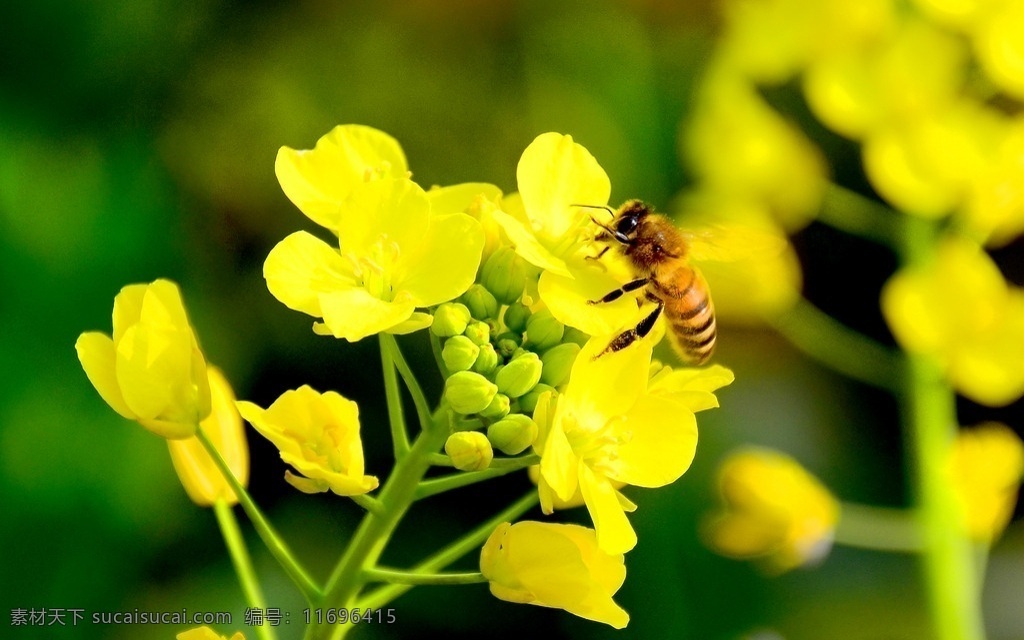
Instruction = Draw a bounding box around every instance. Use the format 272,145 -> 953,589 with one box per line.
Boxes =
237,386 -> 378,496
168,367 -> 249,507
881,238 -> 1024,406
704,449 -> 839,573
480,521 -> 629,629
949,423 -> 1024,542
965,115 -> 1024,245
973,1 -> 1024,99
492,132 -> 611,277
265,177 -> 484,341
176,627 -> 245,640
534,337 -> 724,554
75,279 -> 211,440
275,124 -> 408,233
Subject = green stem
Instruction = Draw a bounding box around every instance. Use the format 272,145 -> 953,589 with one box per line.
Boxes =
383,333 -> 434,433
430,332 -> 451,379
833,502 -> 922,553
195,426 -> 322,604
362,567 -> 487,586
357,491 -> 539,610
898,216 -> 985,640
819,183 -> 905,249
213,499 -> 277,640
769,297 -> 903,390
379,335 -> 411,458
415,455 -> 540,501
349,493 -> 385,516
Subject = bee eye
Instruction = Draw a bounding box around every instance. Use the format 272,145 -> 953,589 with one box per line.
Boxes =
616,216 -> 639,236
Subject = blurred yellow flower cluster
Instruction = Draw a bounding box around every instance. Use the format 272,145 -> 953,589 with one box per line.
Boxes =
949,423 -> 1024,542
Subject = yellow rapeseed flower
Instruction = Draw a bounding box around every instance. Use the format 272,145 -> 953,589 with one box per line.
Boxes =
704,449 -> 839,573
973,1 -> 1024,99
480,521 -> 629,629
491,132 -> 611,277
949,423 -> 1024,542
237,386 -> 378,496
176,627 -> 245,640
881,238 -> 1024,406
75,279 -> 211,440
534,337 -> 730,554
264,176 -> 484,341
168,367 -> 249,507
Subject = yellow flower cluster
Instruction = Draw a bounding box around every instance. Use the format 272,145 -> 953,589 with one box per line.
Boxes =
949,423 -> 1024,542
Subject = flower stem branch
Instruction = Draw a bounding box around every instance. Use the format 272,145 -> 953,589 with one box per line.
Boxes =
213,499 -> 277,640
819,183 -> 904,248
357,491 -> 539,610
196,425 -> 322,604
834,502 -> 922,553
769,297 -> 903,390
379,335 -> 411,458
415,455 -> 541,501
362,567 -> 487,586
382,333 -> 434,433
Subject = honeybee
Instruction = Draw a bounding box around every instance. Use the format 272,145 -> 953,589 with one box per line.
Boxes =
582,200 -> 716,365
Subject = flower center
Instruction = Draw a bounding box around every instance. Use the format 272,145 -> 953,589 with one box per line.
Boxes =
562,412 -> 630,477
345,234 -> 402,301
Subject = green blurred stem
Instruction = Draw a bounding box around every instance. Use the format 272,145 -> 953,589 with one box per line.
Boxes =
819,183 -> 904,248
834,503 -> 922,552
195,425 -> 322,604
357,491 -> 539,610
769,297 -> 902,390
213,499 -> 277,640
415,455 -> 541,500
379,335 -> 411,458
362,567 -> 487,586
898,216 -> 985,640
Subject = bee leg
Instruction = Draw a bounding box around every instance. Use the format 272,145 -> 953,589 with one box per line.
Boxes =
597,300 -> 664,358
585,245 -> 611,261
587,278 -> 649,305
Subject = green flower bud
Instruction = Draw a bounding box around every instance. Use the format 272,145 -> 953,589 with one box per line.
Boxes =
481,247 -> 528,305
525,309 -> 564,351
540,343 -> 581,388
464,320 -> 491,346
432,303 -> 472,338
445,431 -> 493,471
563,325 -> 590,348
496,334 -> 520,359
486,414 -> 539,455
444,371 -> 498,414
518,383 -> 556,414
460,284 -> 499,321
479,393 -> 511,420
472,343 -> 500,375
442,335 -> 480,373
495,352 -> 543,398
503,302 -> 532,333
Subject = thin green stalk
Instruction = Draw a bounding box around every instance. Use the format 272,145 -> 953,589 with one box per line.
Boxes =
213,499 -> 277,640
349,493 -> 385,516
429,332 -> 450,379
898,216 -> 984,640
195,426 -> 322,604
770,297 -> 902,390
383,333 -> 434,433
834,502 -> 922,553
415,455 -> 541,501
363,567 -> 487,586
819,183 -> 905,249
357,491 -> 539,610
379,335 -> 411,458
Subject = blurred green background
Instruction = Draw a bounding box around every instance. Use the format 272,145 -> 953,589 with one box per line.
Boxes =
1,1 -> 1021,639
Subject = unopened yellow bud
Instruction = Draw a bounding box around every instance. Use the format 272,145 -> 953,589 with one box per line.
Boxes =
525,309 -> 564,351
481,247 -> 528,304
487,414 -> 538,455
461,284 -> 499,320
432,303 -> 472,338
445,431 -> 494,471
464,320 -> 491,346
540,343 -> 581,388
479,393 -> 512,420
472,343 -> 500,375
496,352 -> 543,398
503,302 -> 532,333
445,371 -> 499,414
518,383 -> 556,414
442,335 -> 480,372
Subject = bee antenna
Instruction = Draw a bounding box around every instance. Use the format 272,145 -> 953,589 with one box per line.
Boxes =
571,203 -> 616,219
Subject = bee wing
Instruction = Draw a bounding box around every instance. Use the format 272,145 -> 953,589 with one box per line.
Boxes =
682,224 -> 789,264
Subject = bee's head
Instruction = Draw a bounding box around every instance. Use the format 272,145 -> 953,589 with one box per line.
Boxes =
608,200 -> 651,245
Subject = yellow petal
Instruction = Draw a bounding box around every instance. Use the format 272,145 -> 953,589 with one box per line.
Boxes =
275,125 -> 408,231
580,465 -> 637,554
336,178 -> 429,262
397,213 -> 484,306
263,231 -> 356,318
491,208 -> 572,276
75,332 -> 135,419
648,363 -> 735,412
318,289 -> 417,342
538,268 -> 650,336
613,396 -> 698,488
566,337 -> 651,422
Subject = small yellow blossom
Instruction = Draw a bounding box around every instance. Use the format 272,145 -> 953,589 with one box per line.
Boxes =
168,367 -> 249,507
237,386 -> 378,496
275,124 -> 408,233
480,521 -> 629,629
264,176 -> 484,341
881,238 -> 1024,406
176,626 -> 245,640
534,337 -> 729,554
75,279 -> 211,440
492,133 -> 611,276
704,449 -> 839,573
973,1 -> 1024,99
949,423 -> 1024,542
